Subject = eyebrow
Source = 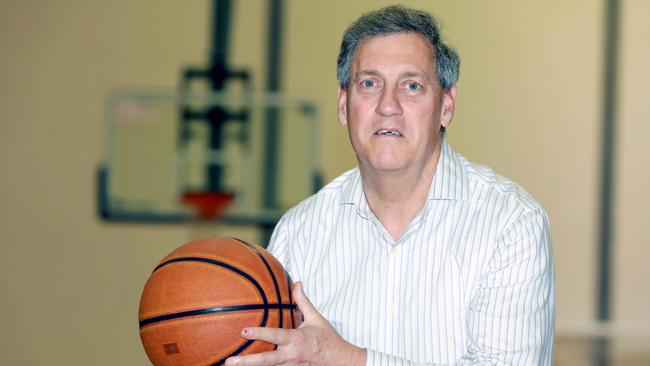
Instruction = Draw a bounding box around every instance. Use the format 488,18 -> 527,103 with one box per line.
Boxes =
400,71 -> 429,80
353,69 -> 431,83
353,70 -> 381,82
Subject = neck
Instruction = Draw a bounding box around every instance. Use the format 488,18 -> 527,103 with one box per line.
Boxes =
360,140 -> 443,240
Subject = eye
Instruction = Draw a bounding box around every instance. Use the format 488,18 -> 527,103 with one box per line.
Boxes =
405,81 -> 421,91
361,79 -> 376,88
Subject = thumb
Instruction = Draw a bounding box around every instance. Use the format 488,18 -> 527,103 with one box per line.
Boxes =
293,281 -> 320,322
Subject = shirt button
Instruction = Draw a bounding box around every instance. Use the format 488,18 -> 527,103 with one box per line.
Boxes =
390,246 -> 400,256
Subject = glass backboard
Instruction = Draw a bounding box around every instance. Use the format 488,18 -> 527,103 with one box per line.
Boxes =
97,91 -> 322,226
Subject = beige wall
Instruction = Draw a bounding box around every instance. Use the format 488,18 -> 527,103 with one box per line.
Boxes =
615,0 -> 650,337
0,1 -> 648,365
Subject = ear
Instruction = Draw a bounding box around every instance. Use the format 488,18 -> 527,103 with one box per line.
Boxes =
337,86 -> 348,126
440,85 -> 457,128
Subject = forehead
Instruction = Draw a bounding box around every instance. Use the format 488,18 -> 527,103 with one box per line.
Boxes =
352,32 -> 436,77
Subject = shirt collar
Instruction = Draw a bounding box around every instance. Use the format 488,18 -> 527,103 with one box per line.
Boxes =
428,138 -> 470,201
340,167 -> 364,206
340,138 -> 469,206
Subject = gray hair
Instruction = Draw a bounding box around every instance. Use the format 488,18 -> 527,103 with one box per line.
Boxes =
336,5 -> 460,92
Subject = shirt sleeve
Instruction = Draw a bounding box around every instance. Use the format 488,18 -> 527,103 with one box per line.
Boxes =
462,207 -> 554,365
267,215 -> 292,275
365,208 -> 555,366
364,349 -> 499,366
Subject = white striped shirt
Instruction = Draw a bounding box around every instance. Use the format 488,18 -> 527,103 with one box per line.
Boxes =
268,139 -> 554,365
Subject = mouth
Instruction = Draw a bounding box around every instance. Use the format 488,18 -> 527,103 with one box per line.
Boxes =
374,128 -> 403,137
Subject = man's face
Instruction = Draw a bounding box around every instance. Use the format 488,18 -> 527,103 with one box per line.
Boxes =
338,32 -> 456,175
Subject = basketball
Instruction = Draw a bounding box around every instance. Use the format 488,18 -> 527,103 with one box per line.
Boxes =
138,236 -> 299,366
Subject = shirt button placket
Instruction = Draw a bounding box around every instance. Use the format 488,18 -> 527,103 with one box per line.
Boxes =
384,244 -> 402,353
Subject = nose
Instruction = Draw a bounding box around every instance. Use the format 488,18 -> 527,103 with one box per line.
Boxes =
375,85 -> 403,117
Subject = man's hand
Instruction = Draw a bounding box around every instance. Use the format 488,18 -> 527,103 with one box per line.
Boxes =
225,282 -> 366,366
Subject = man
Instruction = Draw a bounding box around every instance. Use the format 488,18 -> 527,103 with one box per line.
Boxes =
227,5 -> 554,366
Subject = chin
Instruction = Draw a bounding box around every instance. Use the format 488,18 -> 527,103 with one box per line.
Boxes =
357,151 -> 411,172
368,159 -> 408,172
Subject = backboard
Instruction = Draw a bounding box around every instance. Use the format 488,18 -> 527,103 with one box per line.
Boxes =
97,91 -> 322,226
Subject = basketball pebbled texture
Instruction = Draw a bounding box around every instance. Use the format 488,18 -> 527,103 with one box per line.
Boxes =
138,237 -> 299,366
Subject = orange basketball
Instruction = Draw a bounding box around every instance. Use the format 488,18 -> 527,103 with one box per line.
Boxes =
138,237 -> 299,366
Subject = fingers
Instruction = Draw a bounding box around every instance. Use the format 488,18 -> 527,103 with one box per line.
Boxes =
225,350 -> 283,366
228,328 -> 295,366
227,283 -> 324,366
240,327 -> 292,345
292,282 -> 319,321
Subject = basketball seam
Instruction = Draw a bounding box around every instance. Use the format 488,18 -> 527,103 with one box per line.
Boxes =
139,303 -> 298,328
232,238 -> 286,329
285,271 -> 296,329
